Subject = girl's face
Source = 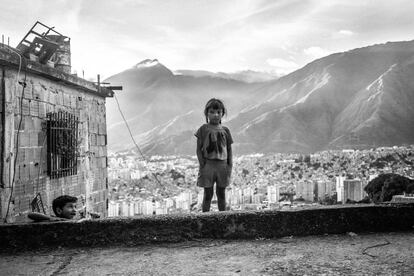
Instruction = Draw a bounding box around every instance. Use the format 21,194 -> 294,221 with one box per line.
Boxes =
207,108 -> 223,125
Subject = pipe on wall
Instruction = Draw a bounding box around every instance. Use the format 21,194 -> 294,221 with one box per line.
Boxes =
1,66 -> 5,189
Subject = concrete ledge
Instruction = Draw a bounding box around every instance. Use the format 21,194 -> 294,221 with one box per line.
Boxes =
0,47 -> 114,97
1,204 -> 413,251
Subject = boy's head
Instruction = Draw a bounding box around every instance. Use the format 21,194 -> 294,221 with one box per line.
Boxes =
52,195 -> 78,219
204,98 -> 226,124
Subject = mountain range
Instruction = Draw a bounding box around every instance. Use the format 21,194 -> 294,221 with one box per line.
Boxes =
105,59 -> 264,153
174,69 -> 279,83
105,41 -> 414,155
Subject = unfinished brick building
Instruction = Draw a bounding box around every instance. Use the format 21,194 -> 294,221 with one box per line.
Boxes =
0,22 -> 116,222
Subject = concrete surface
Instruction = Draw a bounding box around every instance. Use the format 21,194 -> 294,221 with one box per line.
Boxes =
1,231 -> 413,275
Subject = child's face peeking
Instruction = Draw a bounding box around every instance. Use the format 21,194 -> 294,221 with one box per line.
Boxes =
207,108 -> 223,125
56,202 -> 77,219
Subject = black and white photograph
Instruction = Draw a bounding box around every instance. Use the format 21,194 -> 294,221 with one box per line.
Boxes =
0,0 -> 413,275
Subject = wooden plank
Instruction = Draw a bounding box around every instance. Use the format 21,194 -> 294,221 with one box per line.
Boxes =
1,68 -> 16,219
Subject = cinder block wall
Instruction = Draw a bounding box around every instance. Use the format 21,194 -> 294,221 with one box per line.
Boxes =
1,66 -> 108,220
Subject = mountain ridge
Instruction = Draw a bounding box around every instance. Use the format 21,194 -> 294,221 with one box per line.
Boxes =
105,40 -> 414,155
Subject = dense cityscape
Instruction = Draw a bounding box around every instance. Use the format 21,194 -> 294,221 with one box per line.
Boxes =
107,145 -> 414,216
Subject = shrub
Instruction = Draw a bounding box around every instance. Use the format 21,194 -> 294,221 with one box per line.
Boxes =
364,173 -> 414,203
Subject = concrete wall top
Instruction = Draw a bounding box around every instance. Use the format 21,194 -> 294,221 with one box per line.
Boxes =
0,47 -> 114,98
1,204 -> 413,251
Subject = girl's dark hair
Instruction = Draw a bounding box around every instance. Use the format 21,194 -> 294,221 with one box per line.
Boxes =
204,98 -> 227,123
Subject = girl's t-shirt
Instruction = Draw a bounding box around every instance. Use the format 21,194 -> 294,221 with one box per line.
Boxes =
195,123 -> 233,160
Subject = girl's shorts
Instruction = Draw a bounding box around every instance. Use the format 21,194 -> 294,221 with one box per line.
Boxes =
197,159 -> 231,188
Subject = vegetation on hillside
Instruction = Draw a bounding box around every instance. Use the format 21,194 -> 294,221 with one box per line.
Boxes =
364,173 -> 414,203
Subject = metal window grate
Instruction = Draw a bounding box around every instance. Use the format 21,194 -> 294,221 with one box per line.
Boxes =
47,111 -> 79,179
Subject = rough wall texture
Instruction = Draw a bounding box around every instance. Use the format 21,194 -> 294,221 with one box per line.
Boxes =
0,205 -> 413,251
1,65 -> 108,220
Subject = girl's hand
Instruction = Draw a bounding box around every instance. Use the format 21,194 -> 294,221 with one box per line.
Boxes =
227,164 -> 233,178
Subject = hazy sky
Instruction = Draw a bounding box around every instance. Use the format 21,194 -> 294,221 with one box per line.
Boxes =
1,0 -> 413,79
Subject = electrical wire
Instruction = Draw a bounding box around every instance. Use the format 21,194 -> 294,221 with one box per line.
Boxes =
113,94 -> 146,159
4,49 -> 27,222
113,93 -> 163,186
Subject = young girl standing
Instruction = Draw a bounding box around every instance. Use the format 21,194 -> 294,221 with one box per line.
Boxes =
195,98 -> 233,212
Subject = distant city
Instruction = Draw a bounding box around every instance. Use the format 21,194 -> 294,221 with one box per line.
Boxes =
107,145 -> 414,217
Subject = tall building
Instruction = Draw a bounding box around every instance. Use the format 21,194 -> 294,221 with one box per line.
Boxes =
176,191 -> 192,211
316,180 -> 334,200
252,194 -> 263,204
267,185 -> 280,203
228,188 -> 241,206
236,188 -> 243,205
343,179 -> 365,202
142,200 -> 154,215
128,201 -> 135,216
295,181 -> 314,201
108,201 -> 120,217
120,201 -> 129,216
165,198 -> 174,211
243,187 -> 253,204
155,201 -> 167,215
336,176 -> 345,202
133,200 -> 141,215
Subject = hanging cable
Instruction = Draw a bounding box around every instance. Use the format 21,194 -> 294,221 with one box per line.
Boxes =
113,94 -> 146,159
4,49 -> 27,222
113,93 -> 163,186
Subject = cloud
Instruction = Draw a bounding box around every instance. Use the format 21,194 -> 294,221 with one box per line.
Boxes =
2,0 -> 414,79
338,29 -> 354,36
214,0 -> 313,28
303,46 -> 331,59
266,58 -> 299,75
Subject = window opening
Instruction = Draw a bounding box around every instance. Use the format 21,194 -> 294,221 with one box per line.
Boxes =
47,111 -> 79,179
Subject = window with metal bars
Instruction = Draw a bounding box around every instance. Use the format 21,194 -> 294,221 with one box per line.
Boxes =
47,111 -> 79,179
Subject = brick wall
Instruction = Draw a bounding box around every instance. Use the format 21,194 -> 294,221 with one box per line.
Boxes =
1,66 -> 108,220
